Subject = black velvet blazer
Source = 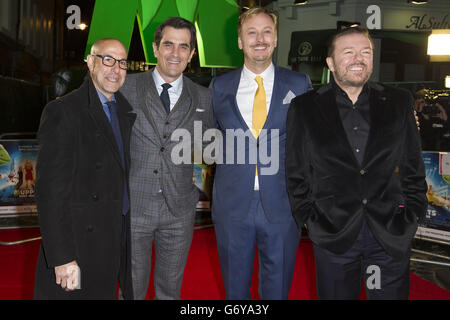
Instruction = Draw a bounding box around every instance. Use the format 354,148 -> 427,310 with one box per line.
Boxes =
286,81 -> 428,259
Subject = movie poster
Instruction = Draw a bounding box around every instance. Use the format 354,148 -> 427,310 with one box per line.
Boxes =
416,152 -> 450,242
193,164 -> 214,226
0,140 -> 38,215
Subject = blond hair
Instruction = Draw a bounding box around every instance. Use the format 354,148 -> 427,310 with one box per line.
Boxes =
238,7 -> 277,35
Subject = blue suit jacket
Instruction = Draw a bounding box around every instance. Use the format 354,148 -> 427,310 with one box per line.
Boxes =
210,65 -> 312,224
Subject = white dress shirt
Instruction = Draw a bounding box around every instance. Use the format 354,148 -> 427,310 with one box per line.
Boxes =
152,68 -> 183,112
236,63 -> 275,190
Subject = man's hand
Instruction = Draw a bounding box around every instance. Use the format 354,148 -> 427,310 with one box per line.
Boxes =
55,260 -> 80,291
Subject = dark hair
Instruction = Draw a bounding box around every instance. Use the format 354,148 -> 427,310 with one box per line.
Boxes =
327,27 -> 374,57
154,17 -> 196,51
414,89 -> 426,100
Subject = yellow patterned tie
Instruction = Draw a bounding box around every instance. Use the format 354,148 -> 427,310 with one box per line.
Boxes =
253,76 -> 267,179
252,76 -> 267,138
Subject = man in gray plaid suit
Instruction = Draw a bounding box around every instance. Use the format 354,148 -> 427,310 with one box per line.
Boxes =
119,17 -> 213,299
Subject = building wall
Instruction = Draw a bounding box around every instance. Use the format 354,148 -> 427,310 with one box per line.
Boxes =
0,0 -> 65,80
0,0 -> 66,134
271,0 -> 450,72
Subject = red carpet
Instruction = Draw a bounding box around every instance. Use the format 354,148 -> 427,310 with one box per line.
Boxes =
0,227 -> 449,300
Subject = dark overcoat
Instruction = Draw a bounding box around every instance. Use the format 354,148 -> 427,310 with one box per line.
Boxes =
33,77 -> 136,299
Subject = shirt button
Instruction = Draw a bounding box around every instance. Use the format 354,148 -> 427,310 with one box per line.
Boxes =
160,147 -> 165,152
362,198 -> 368,205
355,148 -> 360,153
153,170 -> 158,174
353,126 -> 358,131
360,169 -> 366,175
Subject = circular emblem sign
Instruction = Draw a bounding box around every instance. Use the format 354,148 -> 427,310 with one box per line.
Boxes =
298,42 -> 312,56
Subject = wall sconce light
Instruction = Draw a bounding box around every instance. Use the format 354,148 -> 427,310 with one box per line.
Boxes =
337,21 -> 361,31
445,76 -> 450,88
294,0 -> 308,5
427,29 -> 450,62
407,0 -> 428,4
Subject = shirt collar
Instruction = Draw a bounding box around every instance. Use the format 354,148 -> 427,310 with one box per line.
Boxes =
331,76 -> 370,99
242,62 -> 274,82
95,88 -> 115,105
152,67 -> 183,92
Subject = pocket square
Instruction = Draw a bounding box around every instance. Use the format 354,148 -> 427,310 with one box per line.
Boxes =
196,108 -> 205,112
283,90 -> 296,104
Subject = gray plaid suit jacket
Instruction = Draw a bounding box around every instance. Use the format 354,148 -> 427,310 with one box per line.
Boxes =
120,69 -> 213,220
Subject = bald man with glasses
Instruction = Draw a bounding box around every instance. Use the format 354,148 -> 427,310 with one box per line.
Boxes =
34,38 -> 136,299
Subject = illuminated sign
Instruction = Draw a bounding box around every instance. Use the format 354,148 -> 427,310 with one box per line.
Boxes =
406,14 -> 449,30
85,0 -> 243,68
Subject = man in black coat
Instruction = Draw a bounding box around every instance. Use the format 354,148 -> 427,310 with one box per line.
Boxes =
286,27 -> 427,299
33,38 -> 136,299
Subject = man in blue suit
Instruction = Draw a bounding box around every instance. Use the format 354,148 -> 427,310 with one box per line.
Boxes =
209,7 -> 312,299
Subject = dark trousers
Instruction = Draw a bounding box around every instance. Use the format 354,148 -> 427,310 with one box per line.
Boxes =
118,213 -> 133,299
313,220 -> 410,300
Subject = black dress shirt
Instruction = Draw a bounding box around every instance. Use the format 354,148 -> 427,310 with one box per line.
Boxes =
332,79 -> 371,165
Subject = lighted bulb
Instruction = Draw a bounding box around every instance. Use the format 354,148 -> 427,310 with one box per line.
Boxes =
427,33 -> 450,55
78,23 -> 88,31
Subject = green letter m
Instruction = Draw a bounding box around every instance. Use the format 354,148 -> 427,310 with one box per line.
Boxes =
85,0 -> 243,68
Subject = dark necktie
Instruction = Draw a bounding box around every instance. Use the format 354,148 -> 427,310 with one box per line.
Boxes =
106,100 -> 130,216
160,83 -> 172,114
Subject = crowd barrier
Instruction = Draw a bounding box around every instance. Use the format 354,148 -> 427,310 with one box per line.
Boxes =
0,134 -> 448,266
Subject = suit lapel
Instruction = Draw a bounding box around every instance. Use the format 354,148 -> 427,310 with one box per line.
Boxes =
86,79 -> 123,167
362,82 -> 389,166
229,68 -> 253,133
314,84 -> 347,137
138,70 -> 164,145
314,84 -> 361,166
116,91 -> 137,169
169,80 -> 192,129
170,76 -> 193,128
262,66 -> 285,130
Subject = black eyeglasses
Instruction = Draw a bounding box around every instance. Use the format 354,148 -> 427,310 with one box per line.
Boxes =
94,54 -> 128,70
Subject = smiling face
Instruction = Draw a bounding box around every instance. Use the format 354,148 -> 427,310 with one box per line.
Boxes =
238,13 -> 277,74
153,26 -> 195,83
326,33 -> 373,90
87,39 -> 127,100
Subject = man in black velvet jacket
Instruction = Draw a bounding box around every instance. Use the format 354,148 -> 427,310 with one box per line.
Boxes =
286,27 -> 427,300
